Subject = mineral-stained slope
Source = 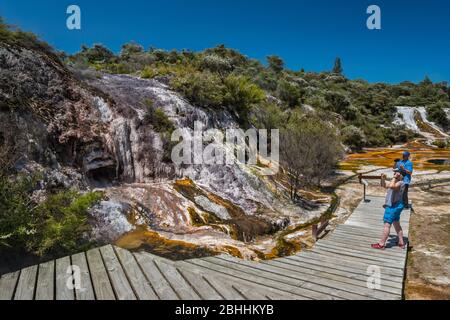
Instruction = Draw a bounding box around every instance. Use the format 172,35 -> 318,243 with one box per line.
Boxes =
0,42 -> 328,259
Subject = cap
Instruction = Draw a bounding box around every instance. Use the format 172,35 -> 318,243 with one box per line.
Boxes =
403,151 -> 410,157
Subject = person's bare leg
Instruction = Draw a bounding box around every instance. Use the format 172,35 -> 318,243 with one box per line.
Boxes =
393,221 -> 404,246
379,223 -> 391,246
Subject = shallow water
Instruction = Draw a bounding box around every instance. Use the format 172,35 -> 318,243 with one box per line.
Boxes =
340,144 -> 450,172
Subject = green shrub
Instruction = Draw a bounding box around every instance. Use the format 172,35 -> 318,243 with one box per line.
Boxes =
266,55 -> 284,73
0,172 -> 102,256
32,190 -> 103,256
171,71 -> 225,108
0,17 -> 55,59
341,125 -> 367,151
0,174 -> 36,249
251,102 -> 287,130
223,75 -> 265,121
79,44 -> 115,64
152,108 -> 175,133
276,79 -> 304,108
432,140 -> 448,148
427,102 -> 449,129
200,54 -> 233,74
325,91 -> 351,114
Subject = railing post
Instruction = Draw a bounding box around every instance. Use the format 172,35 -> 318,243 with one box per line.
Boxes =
312,224 -> 318,241
363,182 -> 366,202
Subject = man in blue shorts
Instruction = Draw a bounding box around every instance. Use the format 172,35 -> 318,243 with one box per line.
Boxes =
394,151 -> 413,208
371,170 -> 406,250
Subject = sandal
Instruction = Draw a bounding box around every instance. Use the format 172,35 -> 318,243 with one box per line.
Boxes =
397,242 -> 407,249
371,243 -> 385,250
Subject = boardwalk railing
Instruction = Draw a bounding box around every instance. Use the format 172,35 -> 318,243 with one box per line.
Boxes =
0,196 -> 411,300
358,174 -> 383,202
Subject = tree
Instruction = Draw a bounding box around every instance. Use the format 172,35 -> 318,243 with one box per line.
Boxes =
332,57 -> 343,74
267,55 -> 284,73
171,71 -> 225,108
80,44 -> 115,63
120,42 -> 144,59
325,91 -> 351,114
276,79 -> 304,108
251,102 -> 287,131
200,54 -> 233,75
280,113 -> 343,200
427,102 -> 449,129
341,125 -> 367,152
223,75 -> 266,122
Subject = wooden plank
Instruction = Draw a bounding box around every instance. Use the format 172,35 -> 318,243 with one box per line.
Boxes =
35,260 -> 55,300
133,252 -> 179,300
331,226 -> 407,241
299,251 -> 401,275
99,245 -> 136,300
332,228 -> 407,244
277,255 -> 404,286
264,258 -> 402,295
321,235 -> 407,257
217,255 -> 396,300
55,256 -> 75,300
345,220 -> 410,230
311,246 -> 404,269
336,224 -> 396,237
316,242 -> 406,262
86,248 -> 115,300
315,242 -> 405,265
175,259 -> 306,300
176,268 -> 223,300
153,259 -> 201,300
71,252 -> 95,300
0,270 -> 20,300
342,214 -> 405,223
113,246 -> 158,300
333,227 -> 401,241
232,283 -> 269,300
309,247 -> 404,270
202,256 -> 305,288
14,265 -> 37,300
201,275 -> 245,300
185,259 -> 323,300
296,250 -> 404,276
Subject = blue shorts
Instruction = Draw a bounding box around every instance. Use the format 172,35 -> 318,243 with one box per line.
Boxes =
383,202 -> 404,224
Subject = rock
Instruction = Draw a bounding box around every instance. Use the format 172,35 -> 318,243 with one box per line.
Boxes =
89,200 -> 134,243
194,195 -> 230,220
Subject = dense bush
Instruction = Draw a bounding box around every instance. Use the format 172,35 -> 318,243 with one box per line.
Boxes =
276,79 -> 304,108
223,75 -> 266,121
427,102 -> 449,129
266,55 -> 284,73
280,112 -> 343,197
0,172 -> 103,256
200,54 -> 233,74
341,125 -> 367,152
79,44 -> 115,64
0,17 -> 54,56
33,190 -> 103,256
171,71 -> 225,108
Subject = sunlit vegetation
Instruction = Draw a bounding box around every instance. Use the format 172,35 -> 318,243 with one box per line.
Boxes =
64,39 -> 449,150
0,172 -> 103,256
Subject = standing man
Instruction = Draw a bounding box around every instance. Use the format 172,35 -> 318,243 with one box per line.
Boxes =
396,151 -> 413,208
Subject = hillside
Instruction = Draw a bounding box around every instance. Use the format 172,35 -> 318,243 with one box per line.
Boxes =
67,42 -> 450,148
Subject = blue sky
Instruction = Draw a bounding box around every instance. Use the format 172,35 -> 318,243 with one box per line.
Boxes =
1,0 -> 449,84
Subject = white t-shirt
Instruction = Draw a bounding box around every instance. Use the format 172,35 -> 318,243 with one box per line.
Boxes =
385,181 -> 405,207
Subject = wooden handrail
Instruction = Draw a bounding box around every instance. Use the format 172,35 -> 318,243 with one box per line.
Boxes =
358,174 -> 383,202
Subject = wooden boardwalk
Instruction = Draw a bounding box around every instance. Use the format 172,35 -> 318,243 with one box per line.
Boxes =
0,196 -> 410,300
